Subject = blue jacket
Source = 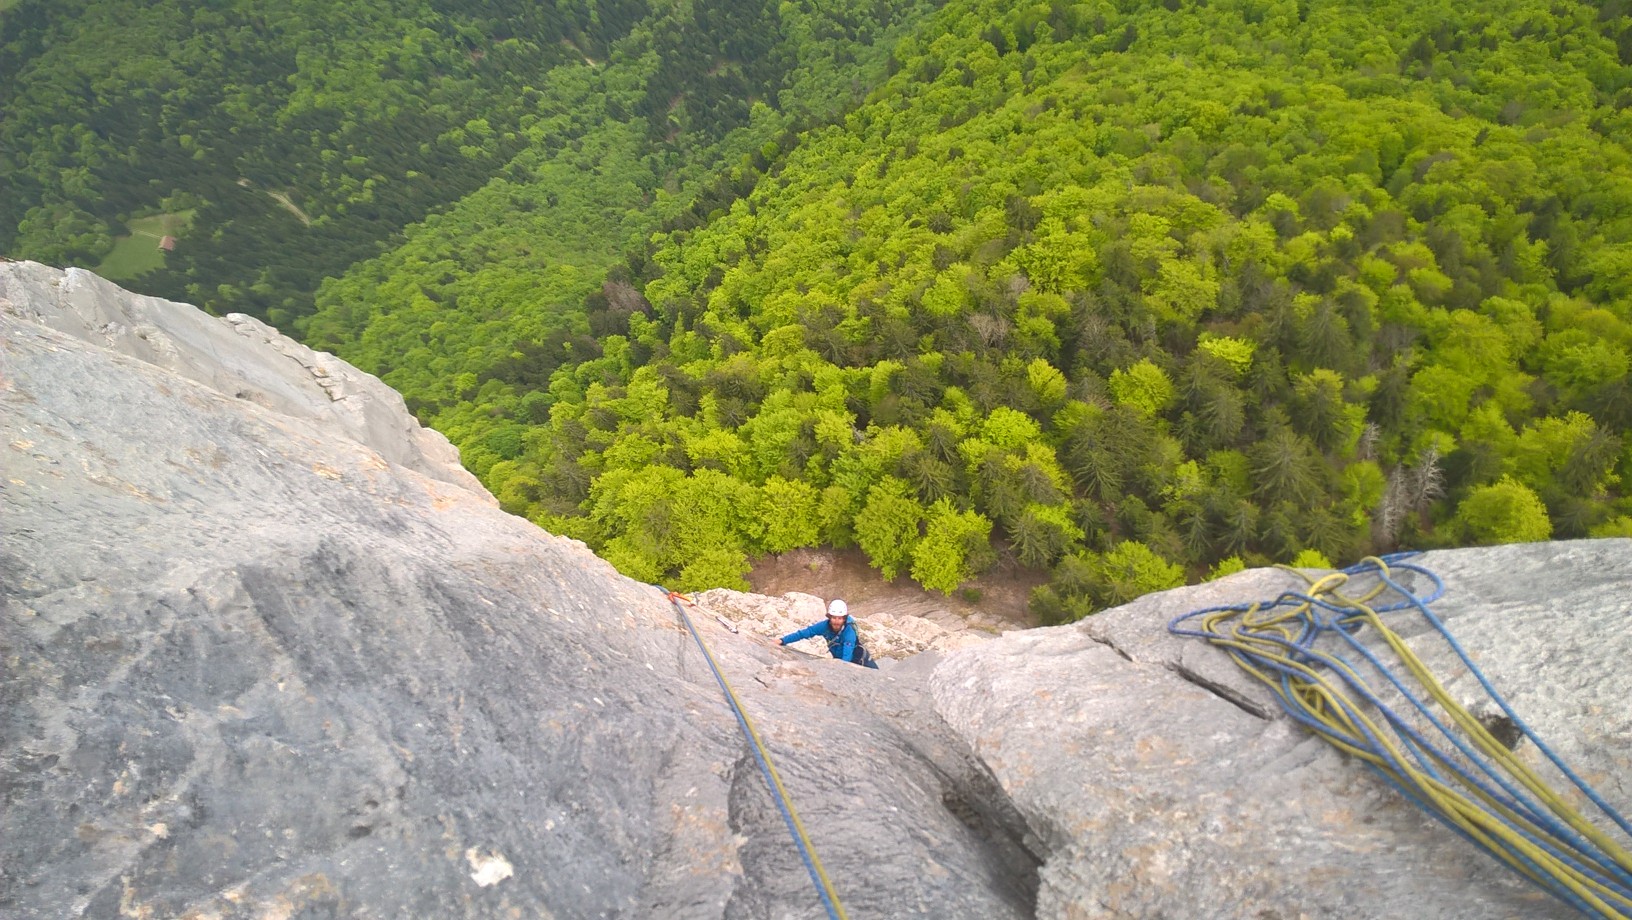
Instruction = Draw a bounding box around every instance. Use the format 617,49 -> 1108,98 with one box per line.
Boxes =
781,616 -> 859,662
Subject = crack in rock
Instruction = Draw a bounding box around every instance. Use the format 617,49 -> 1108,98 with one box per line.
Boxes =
1165,661 -> 1274,721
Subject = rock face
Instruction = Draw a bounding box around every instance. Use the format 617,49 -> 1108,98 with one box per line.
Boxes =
1,263 -> 1034,919
4,263 -> 1629,919
932,543 -> 1632,919
0,261 -> 483,495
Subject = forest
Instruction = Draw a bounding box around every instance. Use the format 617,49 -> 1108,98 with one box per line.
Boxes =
0,0 -> 866,323
0,0 -> 658,323
7,0 -> 1632,621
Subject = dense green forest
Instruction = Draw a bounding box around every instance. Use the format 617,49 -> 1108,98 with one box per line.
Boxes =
2,0 -> 892,324
383,0 -> 1631,614
2,0 -> 933,324
0,0 -> 655,322
8,0 -> 1632,620
298,0 -> 939,410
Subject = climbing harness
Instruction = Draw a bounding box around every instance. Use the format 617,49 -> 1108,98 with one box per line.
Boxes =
661,588 -> 850,920
1168,553 -> 1632,918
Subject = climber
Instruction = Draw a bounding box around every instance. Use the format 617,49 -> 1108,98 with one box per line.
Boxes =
780,599 -> 879,669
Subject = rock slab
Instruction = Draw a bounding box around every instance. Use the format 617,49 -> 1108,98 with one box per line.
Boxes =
931,544 -> 1632,918
1,264 -> 1033,919
0,261 -> 482,494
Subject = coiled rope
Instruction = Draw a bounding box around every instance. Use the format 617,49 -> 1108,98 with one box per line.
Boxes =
1169,553 -> 1632,918
661,587 -> 849,920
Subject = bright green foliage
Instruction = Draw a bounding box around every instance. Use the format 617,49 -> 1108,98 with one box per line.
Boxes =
1341,461 -> 1389,528
1026,358 -> 1068,408
1455,476 -> 1554,545
27,0 -> 1630,599
401,0 -> 1632,597
441,0 -> 1632,598
1014,217 -> 1097,293
1590,516 -> 1632,538
982,407 -> 1043,452
1198,336 -> 1255,377
1539,330 -> 1630,399
588,466 -> 760,587
684,427 -> 750,477
1109,361 -> 1176,418
853,477 -> 926,581
921,268 -> 973,318
1093,542 -> 1187,608
1208,557 -> 1247,580
1508,413 -> 1603,492
1034,539 -> 1188,622
816,484 -> 858,548
760,476 -> 823,554
910,499 -> 993,594
1290,549 -> 1334,569
1146,259 -> 1219,324
677,548 -> 752,593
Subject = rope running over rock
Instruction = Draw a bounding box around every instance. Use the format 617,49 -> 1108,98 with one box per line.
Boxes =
661,587 -> 849,920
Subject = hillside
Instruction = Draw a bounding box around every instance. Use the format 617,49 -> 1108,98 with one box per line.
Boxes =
297,0 -> 940,416
0,0 -> 637,319
371,0 -> 1632,612
7,0 -> 1632,620
0,0 -> 932,324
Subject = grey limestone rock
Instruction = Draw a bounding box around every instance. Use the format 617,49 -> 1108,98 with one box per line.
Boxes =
0,261 -> 483,495
1,265 -> 1033,919
931,544 -> 1632,918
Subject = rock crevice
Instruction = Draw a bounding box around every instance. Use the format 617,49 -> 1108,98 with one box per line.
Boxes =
1164,660 -> 1276,721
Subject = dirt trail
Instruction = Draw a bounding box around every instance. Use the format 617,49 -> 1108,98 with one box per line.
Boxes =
747,548 -> 1043,629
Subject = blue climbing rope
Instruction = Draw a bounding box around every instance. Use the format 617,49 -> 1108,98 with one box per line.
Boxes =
1169,553 -> 1632,918
660,587 -> 849,920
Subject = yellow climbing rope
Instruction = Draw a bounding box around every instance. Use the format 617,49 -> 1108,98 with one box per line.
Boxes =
662,588 -> 851,920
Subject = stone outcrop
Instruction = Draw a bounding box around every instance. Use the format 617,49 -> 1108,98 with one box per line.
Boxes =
0,261 -> 482,495
1,264 -> 1034,919
932,541 -> 1632,918
4,263 -> 1629,919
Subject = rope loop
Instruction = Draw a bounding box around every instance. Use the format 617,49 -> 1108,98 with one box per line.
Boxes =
1170,554 -> 1632,918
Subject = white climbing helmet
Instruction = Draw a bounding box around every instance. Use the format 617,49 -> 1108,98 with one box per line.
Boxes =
827,599 -> 848,619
